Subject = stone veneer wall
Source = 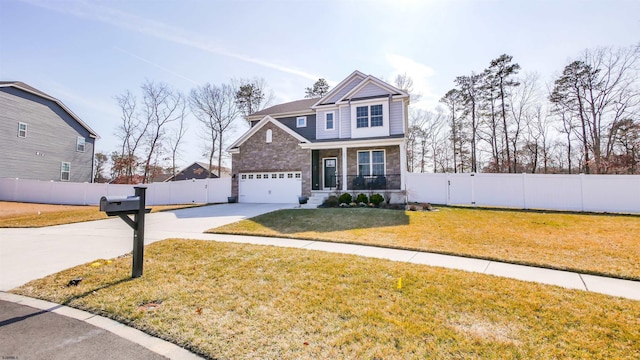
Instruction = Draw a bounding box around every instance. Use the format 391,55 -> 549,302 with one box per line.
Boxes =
231,122 -> 311,197
347,145 -> 401,189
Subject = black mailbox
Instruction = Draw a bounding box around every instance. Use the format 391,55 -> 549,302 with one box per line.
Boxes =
100,196 -> 140,216
98,187 -> 148,278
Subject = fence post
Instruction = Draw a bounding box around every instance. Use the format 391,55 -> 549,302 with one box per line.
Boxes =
522,173 -> 527,209
446,173 -> 451,205
580,173 -> 585,212
470,173 -> 476,206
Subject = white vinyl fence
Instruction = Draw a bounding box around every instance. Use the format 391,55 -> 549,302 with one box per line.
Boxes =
0,178 -> 232,206
406,173 -> 640,214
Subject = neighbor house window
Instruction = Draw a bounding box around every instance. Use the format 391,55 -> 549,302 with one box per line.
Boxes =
357,150 -> 385,176
296,116 -> 307,128
355,104 -> 383,128
61,162 -> 70,181
76,136 -> 86,152
325,112 -> 334,130
18,122 -> 27,138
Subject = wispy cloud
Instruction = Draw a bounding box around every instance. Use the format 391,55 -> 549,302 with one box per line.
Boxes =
386,53 -> 439,109
21,0 -> 322,81
113,47 -> 201,85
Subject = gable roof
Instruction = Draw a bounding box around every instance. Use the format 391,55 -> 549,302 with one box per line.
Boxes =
227,115 -> 310,152
247,98 -> 318,120
312,71 -> 409,108
312,70 -> 367,107
339,75 -> 409,102
0,81 -> 100,139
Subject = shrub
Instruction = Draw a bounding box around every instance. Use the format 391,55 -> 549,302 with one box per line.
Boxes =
370,193 -> 384,206
322,195 -> 339,207
355,193 -> 368,204
338,193 -> 352,204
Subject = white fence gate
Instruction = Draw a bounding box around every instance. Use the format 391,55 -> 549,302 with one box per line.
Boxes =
0,178 -> 232,206
406,173 -> 640,214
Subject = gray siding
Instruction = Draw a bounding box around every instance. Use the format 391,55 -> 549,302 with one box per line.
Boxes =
315,109 -> 339,140
351,82 -> 390,99
325,77 -> 363,104
339,106 -> 351,139
276,114 -> 316,140
0,87 -> 95,182
389,100 -> 405,135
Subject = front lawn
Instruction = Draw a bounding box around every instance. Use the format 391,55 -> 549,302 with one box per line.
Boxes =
209,207 -> 640,280
13,239 -> 640,359
0,201 -> 203,228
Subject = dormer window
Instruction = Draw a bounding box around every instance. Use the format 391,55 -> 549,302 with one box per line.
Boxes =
296,116 -> 307,128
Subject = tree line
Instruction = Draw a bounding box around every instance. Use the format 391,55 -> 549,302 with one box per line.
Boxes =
95,78 -> 333,183
407,43 -> 640,175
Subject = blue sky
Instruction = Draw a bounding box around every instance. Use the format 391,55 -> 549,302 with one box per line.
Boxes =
1,0 -> 638,169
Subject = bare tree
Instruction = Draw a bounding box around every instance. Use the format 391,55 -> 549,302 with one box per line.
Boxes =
395,72 -> 422,102
166,104 -> 188,180
140,80 -> 185,183
114,90 -> 146,183
190,83 -> 240,177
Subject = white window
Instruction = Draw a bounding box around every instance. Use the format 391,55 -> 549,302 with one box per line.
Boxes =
355,104 -> 383,128
18,122 -> 27,138
61,162 -> 70,181
350,101 -> 390,139
357,150 -> 385,176
266,129 -> 272,143
325,112 -> 335,130
296,116 -> 307,128
76,136 -> 86,152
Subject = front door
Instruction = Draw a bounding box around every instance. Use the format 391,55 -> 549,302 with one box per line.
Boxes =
323,158 -> 337,189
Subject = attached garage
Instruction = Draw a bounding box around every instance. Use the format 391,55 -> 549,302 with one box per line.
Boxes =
238,171 -> 302,203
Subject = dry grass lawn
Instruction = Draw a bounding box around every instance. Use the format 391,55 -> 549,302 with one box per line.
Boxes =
209,207 -> 640,280
0,201 -> 202,227
13,239 -> 640,359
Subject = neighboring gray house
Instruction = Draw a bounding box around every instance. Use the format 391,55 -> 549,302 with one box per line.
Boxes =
0,82 -> 99,182
228,71 -> 409,203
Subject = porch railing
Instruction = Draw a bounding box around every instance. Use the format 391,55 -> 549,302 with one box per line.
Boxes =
322,174 -> 401,191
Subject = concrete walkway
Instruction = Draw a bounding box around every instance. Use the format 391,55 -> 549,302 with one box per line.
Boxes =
1,203 -> 639,360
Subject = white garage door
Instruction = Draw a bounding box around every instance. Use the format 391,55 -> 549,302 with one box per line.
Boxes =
238,171 -> 302,203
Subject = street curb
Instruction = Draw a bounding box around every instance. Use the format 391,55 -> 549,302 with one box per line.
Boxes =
0,292 -> 203,360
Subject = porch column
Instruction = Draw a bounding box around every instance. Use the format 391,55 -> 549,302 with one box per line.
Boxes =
342,146 -> 348,192
399,141 -> 407,190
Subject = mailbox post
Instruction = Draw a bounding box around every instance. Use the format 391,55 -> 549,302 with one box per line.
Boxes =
99,186 -> 150,278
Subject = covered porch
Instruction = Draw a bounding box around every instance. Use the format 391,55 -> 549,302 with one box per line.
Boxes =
302,139 -> 406,194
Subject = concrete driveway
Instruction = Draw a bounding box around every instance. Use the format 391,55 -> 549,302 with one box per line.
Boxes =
0,203 -> 295,291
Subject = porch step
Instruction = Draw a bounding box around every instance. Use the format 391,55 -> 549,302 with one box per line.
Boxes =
300,193 -> 328,209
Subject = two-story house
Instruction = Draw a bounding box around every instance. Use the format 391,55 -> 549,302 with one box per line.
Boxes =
228,71 -> 409,204
0,81 -> 99,182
